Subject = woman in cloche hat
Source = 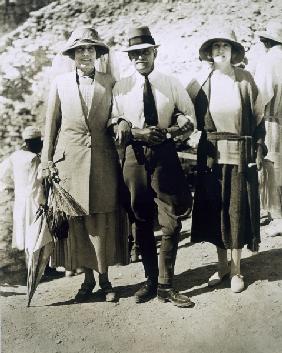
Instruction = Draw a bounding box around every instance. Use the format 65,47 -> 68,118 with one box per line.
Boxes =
42,27 -> 129,303
187,27 -> 267,293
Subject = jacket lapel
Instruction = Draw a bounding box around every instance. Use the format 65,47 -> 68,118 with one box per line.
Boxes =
87,72 -> 105,123
65,72 -> 90,130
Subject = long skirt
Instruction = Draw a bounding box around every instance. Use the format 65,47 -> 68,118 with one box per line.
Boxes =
51,207 -> 129,273
191,164 -> 260,251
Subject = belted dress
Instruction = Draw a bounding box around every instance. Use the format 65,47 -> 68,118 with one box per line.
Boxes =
187,67 -> 266,251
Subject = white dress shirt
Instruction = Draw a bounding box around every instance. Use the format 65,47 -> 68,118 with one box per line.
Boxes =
112,69 -> 195,129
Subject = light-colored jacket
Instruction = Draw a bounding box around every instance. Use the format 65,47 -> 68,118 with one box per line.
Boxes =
42,71 -> 119,214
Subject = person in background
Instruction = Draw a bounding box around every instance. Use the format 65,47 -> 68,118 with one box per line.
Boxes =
42,27 -> 128,303
187,28 -> 266,293
111,26 -> 196,308
254,21 -> 282,226
0,126 -> 45,254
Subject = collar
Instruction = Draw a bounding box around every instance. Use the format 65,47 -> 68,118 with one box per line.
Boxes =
76,68 -> 96,84
134,69 -> 161,86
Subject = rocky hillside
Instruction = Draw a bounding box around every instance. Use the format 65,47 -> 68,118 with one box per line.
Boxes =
0,0 -> 281,278
1,0 -> 281,160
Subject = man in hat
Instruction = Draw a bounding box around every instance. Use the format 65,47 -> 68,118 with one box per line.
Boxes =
254,21 -> 282,223
0,126 -> 45,252
110,26 -> 196,307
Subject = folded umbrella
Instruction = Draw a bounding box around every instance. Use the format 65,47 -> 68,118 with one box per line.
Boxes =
26,177 -> 87,307
26,208 -> 54,307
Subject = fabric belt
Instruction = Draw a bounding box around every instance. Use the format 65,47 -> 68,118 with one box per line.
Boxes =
207,132 -> 254,171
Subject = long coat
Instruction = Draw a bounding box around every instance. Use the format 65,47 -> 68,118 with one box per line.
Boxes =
42,71 -> 119,215
187,67 -> 266,251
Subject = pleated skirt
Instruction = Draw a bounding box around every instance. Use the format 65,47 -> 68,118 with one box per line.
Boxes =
50,207 -> 129,273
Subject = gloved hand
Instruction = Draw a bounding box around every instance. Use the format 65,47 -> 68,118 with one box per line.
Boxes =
42,161 -> 59,181
116,120 -> 132,146
187,129 -> 202,148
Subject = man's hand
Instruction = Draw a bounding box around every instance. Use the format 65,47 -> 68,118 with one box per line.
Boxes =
132,127 -> 166,146
116,120 -> 132,146
256,144 -> 264,171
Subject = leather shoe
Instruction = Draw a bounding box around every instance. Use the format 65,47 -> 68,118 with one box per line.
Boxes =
135,282 -> 157,303
157,287 -> 195,308
74,282 -> 95,303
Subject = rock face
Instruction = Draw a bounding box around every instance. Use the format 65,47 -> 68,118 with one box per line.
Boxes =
0,0 -> 281,278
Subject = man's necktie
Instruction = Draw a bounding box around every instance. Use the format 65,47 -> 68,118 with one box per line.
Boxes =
143,75 -> 158,126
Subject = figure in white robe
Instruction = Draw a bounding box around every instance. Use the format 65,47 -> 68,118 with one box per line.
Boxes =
0,126 -> 44,251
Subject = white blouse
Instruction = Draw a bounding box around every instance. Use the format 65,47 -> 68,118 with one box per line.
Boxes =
209,70 -> 242,134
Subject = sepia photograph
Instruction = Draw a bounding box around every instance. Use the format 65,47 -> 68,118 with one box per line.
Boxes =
0,0 -> 281,352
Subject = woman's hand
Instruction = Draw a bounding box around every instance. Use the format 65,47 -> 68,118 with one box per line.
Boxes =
187,129 -> 202,148
42,161 -> 59,181
116,120 -> 132,146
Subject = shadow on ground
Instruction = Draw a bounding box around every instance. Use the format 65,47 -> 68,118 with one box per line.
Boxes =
174,247 -> 282,298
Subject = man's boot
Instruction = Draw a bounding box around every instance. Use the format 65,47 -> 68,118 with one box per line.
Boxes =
157,284 -> 194,308
135,277 -> 157,303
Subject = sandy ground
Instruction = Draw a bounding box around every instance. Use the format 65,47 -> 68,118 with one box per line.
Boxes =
1,217 -> 282,353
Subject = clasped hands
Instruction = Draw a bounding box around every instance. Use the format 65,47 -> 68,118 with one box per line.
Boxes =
115,117 -> 201,148
116,120 -> 166,146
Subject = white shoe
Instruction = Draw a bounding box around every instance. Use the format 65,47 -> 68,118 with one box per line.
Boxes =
65,270 -> 75,277
208,271 -> 229,287
231,275 -> 244,293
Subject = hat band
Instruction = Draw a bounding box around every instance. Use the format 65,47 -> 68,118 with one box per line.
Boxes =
129,35 -> 155,47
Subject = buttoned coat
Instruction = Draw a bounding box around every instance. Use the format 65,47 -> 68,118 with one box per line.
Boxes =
42,71 -> 119,215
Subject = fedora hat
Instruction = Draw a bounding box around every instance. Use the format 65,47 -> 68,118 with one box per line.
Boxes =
257,21 -> 282,44
123,26 -> 159,52
199,28 -> 245,65
62,27 -> 109,57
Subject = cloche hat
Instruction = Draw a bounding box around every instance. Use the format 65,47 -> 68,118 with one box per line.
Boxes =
123,26 -> 159,52
199,28 -> 245,65
62,27 -> 109,57
257,20 -> 282,44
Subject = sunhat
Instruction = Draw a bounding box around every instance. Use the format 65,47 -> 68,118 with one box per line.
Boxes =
62,27 -> 109,57
199,28 -> 245,65
257,21 -> 282,44
123,26 -> 159,52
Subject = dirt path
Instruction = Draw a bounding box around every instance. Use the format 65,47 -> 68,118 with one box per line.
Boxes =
1,218 -> 282,353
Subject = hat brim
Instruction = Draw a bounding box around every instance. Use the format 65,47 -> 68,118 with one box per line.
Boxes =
62,40 -> 109,57
257,31 -> 282,44
23,133 -> 42,140
122,43 -> 159,52
199,38 -> 245,65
